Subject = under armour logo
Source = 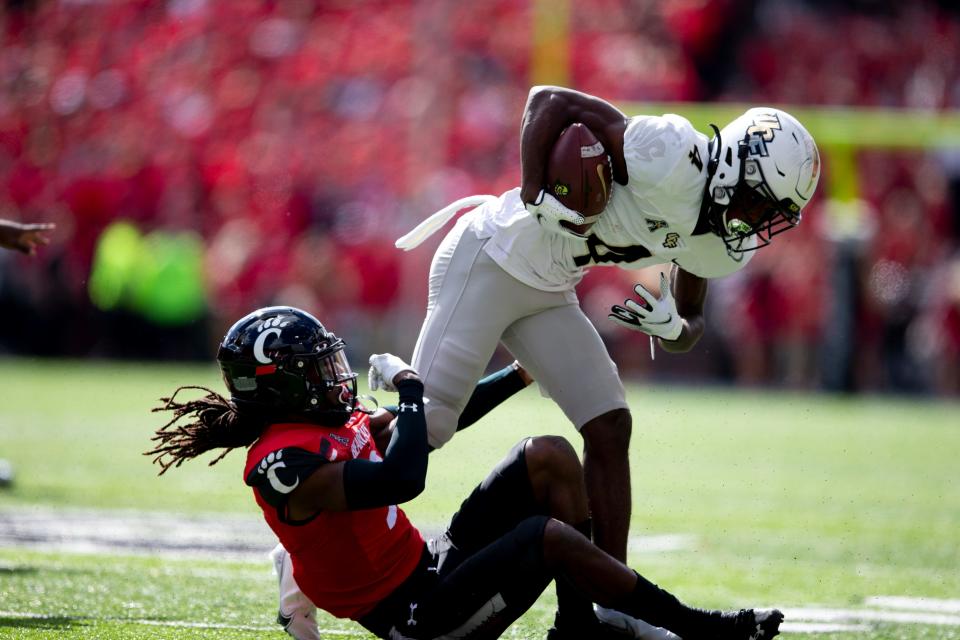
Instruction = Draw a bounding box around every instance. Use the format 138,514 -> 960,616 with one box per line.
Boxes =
399,403 -> 418,413
407,602 -> 418,626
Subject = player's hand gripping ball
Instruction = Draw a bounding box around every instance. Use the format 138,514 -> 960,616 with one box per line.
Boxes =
546,123 -> 613,235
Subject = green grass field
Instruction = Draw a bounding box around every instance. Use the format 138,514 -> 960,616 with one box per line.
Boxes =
1,359 -> 959,639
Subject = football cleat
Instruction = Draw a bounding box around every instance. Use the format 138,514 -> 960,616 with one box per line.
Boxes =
270,544 -> 322,640
693,608 -> 784,640
597,604 -> 783,640
729,608 -> 784,640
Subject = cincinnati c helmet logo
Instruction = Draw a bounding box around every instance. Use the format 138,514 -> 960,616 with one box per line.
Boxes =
253,316 -> 289,364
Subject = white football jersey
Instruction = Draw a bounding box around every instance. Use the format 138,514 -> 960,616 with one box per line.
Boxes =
467,114 -> 755,292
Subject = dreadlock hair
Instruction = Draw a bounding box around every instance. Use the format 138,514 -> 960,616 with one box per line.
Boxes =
145,385 -> 267,475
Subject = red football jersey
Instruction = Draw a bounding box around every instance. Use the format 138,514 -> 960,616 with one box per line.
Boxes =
244,412 -> 424,619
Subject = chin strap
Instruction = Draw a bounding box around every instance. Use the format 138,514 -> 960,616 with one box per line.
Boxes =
706,124 -> 722,179
694,125 -> 723,237
355,394 -> 380,415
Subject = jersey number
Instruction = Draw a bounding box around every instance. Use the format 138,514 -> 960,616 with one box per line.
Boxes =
689,146 -> 703,172
574,235 -> 652,266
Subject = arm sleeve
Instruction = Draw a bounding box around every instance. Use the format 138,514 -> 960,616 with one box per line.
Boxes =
342,379 -> 427,509
456,364 -> 527,433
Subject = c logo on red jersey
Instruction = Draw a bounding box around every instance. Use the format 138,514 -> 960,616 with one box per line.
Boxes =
257,450 -> 300,494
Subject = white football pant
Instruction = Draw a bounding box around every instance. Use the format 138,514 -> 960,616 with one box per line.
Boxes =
412,218 -> 627,449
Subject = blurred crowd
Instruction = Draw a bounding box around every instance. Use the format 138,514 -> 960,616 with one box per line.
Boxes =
1,0 -> 959,395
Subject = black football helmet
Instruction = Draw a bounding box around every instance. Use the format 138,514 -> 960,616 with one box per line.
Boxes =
217,306 -> 358,425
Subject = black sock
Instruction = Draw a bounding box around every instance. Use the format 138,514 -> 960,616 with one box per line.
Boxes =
619,571 -> 736,640
553,519 -> 599,630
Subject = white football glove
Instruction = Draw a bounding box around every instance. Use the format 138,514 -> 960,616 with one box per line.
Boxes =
368,353 -> 417,392
524,189 -> 589,240
608,272 -> 683,341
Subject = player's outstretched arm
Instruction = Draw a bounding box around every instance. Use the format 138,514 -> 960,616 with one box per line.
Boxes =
371,362 -> 534,448
0,219 -> 55,255
608,266 -> 707,353
286,368 -> 427,517
520,86 -> 629,204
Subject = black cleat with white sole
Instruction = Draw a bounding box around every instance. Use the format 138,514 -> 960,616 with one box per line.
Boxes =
719,608 -> 784,640
670,607 -> 784,640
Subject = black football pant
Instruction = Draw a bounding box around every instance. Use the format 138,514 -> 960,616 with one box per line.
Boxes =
359,438 -> 551,640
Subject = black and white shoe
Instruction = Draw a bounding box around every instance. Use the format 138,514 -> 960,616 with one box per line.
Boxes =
710,608 -> 784,640
596,605 -> 783,640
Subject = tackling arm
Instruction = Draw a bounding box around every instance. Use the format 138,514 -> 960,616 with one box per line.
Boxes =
373,362 -> 535,449
658,265 -> 707,353
519,86 -> 630,204
286,375 -> 427,517
369,408 -> 399,452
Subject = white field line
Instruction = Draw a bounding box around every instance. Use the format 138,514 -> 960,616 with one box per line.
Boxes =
135,619 -> 363,635
781,622 -> 870,633
0,506 -> 695,558
865,596 -> 960,613
5,600 -> 960,634
0,611 -> 364,636
783,606 -> 960,626
628,533 -> 696,553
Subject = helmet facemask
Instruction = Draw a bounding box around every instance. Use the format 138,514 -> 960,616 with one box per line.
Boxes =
293,337 -> 360,425
703,108 -> 818,257
716,135 -> 802,254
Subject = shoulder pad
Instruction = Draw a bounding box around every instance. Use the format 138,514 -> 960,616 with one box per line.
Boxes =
245,447 -> 328,509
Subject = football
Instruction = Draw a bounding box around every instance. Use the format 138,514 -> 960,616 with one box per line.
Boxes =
546,123 -> 613,235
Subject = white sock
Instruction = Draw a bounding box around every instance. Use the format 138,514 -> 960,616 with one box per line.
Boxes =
596,605 -> 682,640
271,544 -> 322,640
